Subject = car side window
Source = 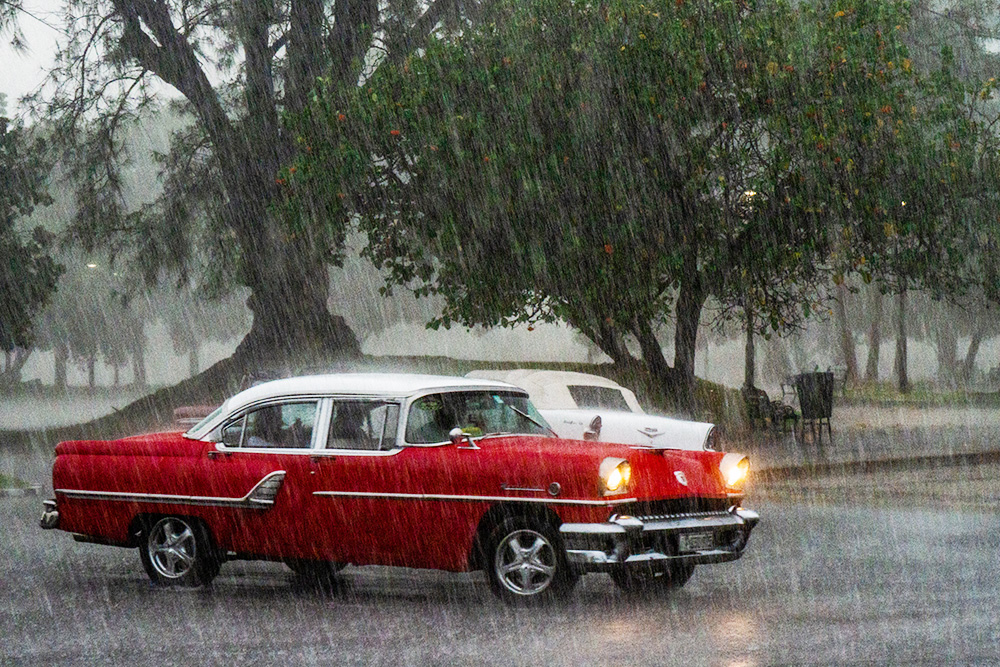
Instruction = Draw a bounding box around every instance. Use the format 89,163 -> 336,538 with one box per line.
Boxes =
327,401 -> 400,451
405,394 -> 456,444
220,417 -> 244,447
223,401 -> 319,449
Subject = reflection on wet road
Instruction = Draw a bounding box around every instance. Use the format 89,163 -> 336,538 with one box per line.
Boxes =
3,491 -> 998,666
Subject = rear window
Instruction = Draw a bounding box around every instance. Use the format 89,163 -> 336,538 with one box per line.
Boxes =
567,385 -> 631,411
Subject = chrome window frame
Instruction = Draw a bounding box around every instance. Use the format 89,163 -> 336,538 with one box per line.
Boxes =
211,396 -> 327,456
319,397 -> 404,456
400,388 -> 541,447
194,384 -> 540,453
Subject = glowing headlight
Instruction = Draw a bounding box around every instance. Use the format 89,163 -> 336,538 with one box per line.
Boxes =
720,453 -> 750,490
599,457 -> 631,495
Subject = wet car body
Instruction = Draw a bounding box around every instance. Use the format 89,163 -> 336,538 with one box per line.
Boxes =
41,373 -> 758,602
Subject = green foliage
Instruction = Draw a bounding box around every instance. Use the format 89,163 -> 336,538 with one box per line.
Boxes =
296,0 -> 1000,366
782,0 -> 1000,298
0,120 -> 62,352
300,0 -> 826,342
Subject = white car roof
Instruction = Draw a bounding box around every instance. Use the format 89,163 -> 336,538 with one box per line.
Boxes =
227,373 -> 521,412
466,369 -> 644,413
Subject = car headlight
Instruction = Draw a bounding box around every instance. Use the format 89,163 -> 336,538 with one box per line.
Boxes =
599,457 -> 631,495
720,453 -> 750,490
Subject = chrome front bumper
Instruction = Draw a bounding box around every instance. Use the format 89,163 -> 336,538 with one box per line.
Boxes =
39,499 -> 59,530
559,506 -> 759,573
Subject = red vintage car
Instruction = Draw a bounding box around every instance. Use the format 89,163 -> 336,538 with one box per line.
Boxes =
40,373 -> 758,603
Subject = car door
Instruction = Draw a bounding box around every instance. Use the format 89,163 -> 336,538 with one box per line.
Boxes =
308,392 -> 504,572
307,398 -> 424,566
202,398 -> 326,559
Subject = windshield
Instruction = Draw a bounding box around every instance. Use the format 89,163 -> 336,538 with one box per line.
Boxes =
183,403 -> 227,439
405,390 -> 552,444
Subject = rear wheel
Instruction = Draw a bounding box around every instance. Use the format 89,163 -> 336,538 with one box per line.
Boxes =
139,516 -> 221,587
485,518 -> 577,604
610,563 -> 694,595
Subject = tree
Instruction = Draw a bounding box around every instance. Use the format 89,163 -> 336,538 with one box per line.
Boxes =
159,282 -> 251,379
37,0 -> 468,370
0,114 -> 62,383
777,1 -> 1000,393
34,256 -> 117,388
298,0 -> 994,409
300,0 -> 843,410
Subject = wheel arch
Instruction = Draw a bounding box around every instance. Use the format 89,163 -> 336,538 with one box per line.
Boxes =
468,502 -> 563,572
127,512 -> 219,552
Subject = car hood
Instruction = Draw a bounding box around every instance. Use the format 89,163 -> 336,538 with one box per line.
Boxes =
477,435 -> 728,500
539,409 -> 714,451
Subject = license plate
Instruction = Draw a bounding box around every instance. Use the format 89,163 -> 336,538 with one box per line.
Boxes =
678,531 -> 714,552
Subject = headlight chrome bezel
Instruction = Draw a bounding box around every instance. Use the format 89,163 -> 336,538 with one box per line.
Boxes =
720,452 -> 750,490
599,457 -> 632,496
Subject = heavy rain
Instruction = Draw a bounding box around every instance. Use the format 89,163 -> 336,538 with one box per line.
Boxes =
2,0 -> 1000,664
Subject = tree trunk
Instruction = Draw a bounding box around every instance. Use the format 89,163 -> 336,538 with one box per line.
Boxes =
865,291 -> 883,382
835,283 -> 859,384
935,320 -> 958,389
132,339 -> 147,389
189,345 -> 200,378
87,355 -> 96,388
54,341 -> 67,390
113,0 -> 364,371
961,327 -> 984,384
0,347 -> 31,384
673,274 -> 706,413
744,306 -> 756,389
235,256 -> 362,367
894,290 -> 910,393
633,318 -> 672,384
113,364 -> 120,387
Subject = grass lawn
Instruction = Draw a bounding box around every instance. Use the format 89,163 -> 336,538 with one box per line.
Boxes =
842,381 -> 1000,407
0,473 -> 29,489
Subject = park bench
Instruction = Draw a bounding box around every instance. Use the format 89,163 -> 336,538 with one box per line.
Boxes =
742,386 -> 798,434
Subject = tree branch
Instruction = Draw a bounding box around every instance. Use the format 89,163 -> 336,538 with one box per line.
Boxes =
112,0 -> 237,166
327,0 -> 379,87
386,0 -> 457,67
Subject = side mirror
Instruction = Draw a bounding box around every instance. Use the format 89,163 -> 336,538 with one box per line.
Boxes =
583,415 -> 602,441
449,427 -> 479,450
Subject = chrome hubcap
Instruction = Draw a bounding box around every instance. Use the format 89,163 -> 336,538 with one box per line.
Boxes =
494,529 -> 557,596
148,518 -> 196,579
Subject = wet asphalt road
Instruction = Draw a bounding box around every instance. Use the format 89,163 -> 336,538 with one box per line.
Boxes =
3,488 -> 999,666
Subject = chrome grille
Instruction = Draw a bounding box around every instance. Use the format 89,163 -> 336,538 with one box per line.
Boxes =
617,497 -> 731,518
633,509 -> 733,522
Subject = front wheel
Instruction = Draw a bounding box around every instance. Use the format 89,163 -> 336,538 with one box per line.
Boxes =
139,516 -> 221,587
610,563 -> 694,595
486,518 -> 577,604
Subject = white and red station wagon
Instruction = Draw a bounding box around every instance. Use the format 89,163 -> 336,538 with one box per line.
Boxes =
41,373 -> 758,603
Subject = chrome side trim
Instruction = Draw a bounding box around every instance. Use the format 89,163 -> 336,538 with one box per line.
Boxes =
500,484 -> 545,493
313,490 -> 638,506
312,449 -> 404,457
56,471 -> 287,509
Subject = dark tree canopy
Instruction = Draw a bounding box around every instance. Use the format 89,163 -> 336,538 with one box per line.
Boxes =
0,118 -> 62,356
36,0 -> 472,368
295,0 -> 1000,410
